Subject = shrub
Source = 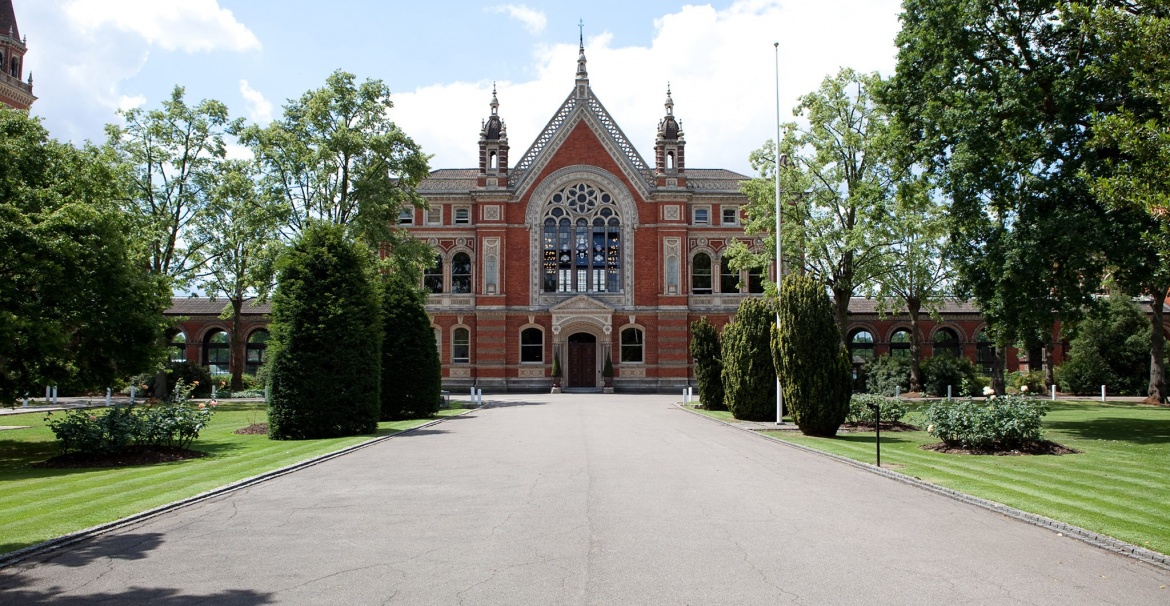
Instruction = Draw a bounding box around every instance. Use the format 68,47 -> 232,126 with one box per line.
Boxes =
1057,294 -> 1150,395
45,380 -> 216,455
167,361 -> 213,398
721,297 -> 777,421
689,318 -> 725,410
772,274 -> 852,436
380,274 -> 441,421
1007,370 -> 1046,394
920,394 -> 1048,450
847,394 -> 909,425
267,222 -> 382,439
862,355 -> 912,396
921,353 -> 980,397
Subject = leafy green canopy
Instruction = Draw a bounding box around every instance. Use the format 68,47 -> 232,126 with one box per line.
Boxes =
0,110 -> 170,404
238,70 -> 432,268
882,0 -> 1111,362
772,274 -> 851,437
720,298 -> 777,421
380,274 -> 441,421
267,222 -> 381,439
1057,294 -> 1151,395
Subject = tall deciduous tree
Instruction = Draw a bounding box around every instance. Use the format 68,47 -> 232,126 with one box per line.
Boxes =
191,160 -> 288,391
237,70 -> 431,259
883,0 -> 1111,394
0,110 -> 170,404
1080,2 -> 1170,402
105,86 -> 230,290
736,69 -> 898,343
871,174 -> 954,392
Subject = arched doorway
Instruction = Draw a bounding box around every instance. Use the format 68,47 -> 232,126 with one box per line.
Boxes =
567,332 -> 597,388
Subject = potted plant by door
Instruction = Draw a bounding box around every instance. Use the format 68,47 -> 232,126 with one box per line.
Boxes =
602,353 -> 615,394
551,351 -> 562,394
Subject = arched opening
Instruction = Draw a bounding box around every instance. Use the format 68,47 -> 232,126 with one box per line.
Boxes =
666,151 -> 675,170
489,151 -> 498,170
567,332 -> 597,388
203,329 -> 230,377
890,329 -> 911,358
423,254 -> 443,293
719,256 -> 738,293
976,330 -> 995,375
452,328 -> 470,364
933,327 -> 961,358
849,329 -> 875,364
246,330 -> 269,375
520,327 -> 543,363
169,331 -> 187,363
541,182 -> 621,293
10,57 -> 17,78
692,252 -> 712,294
451,252 -> 471,294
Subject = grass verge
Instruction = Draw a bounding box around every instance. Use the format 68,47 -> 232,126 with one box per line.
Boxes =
0,402 -> 471,556
695,400 -> 1170,555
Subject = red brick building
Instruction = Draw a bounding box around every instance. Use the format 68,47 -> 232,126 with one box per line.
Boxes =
0,0 -> 35,110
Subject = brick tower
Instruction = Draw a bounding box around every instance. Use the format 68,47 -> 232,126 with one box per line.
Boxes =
0,0 -> 34,110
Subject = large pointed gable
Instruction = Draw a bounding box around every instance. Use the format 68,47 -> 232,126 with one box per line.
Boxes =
0,0 -> 18,41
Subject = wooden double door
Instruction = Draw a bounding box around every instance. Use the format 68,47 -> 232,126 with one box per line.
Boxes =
567,333 -> 597,388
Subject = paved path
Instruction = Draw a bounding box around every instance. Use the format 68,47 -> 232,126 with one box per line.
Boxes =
2,393 -> 1167,605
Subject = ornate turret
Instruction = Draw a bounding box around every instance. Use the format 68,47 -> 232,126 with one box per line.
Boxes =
655,84 -> 685,186
575,20 -> 589,99
478,83 -> 509,186
0,0 -> 34,110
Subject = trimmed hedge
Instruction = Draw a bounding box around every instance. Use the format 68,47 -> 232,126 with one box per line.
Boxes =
721,297 -> 776,420
772,274 -> 851,436
267,222 -> 382,439
380,274 -> 441,420
689,318 -> 725,410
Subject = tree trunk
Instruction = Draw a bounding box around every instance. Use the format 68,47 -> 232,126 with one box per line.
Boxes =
832,286 -> 851,350
907,299 -> 923,393
1149,289 -> 1166,404
230,298 -> 245,392
991,345 -> 1007,396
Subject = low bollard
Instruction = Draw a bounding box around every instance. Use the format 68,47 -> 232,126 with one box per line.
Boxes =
867,399 -> 881,467
895,386 -> 900,399
1101,384 -> 1106,402
1051,384 -> 1056,401
52,386 -> 58,406
130,385 -> 136,405
947,385 -> 952,401
106,388 -> 111,407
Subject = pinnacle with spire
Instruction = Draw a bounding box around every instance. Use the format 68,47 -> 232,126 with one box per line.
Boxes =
490,81 -> 499,115
576,19 -> 588,83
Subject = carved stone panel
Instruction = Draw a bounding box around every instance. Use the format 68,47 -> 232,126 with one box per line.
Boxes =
664,205 -> 681,221
518,367 -> 545,379
483,205 -> 501,221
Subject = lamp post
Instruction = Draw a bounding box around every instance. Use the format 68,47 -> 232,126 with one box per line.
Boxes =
774,42 -> 786,426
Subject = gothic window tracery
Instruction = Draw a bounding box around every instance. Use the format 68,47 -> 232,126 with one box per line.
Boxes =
541,182 -> 621,293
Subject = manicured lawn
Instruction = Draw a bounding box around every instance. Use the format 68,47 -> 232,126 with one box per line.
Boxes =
704,401 -> 1170,555
0,402 -> 470,556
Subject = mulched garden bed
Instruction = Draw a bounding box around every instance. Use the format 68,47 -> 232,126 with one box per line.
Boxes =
36,446 -> 207,469
840,421 -> 921,432
921,440 -> 1080,456
234,423 -> 268,435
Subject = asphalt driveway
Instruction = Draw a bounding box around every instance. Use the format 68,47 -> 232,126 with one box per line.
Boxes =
2,393 -> 1167,605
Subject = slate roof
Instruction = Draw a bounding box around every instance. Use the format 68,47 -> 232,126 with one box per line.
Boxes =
415,168 -> 750,195
166,297 -> 271,316
0,0 -> 18,41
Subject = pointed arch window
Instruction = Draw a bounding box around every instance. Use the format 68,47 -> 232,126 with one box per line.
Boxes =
541,182 -> 621,293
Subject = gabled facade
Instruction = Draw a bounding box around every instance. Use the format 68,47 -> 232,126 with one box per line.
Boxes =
0,0 -> 35,110
407,44 -> 760,392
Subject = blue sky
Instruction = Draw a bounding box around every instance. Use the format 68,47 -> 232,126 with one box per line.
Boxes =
18,0 -> 904,175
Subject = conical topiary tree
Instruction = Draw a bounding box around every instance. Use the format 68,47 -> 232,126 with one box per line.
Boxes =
720,297 -> 777,420
772,274 -> 851,436
689,318 -> 725,410
380,273 -> 441,420
267,222 -> 382,439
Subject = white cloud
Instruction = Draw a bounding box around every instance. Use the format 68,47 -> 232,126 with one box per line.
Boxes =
117,94 -> 146,112
61,0 -> 261,53
239,80 -> 273,124
394,0 -> 902,176
488,4 -> 548,35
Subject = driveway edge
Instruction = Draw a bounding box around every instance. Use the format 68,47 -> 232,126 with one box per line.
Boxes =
677,404 -> 1170,573
0,407 -> 481,570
